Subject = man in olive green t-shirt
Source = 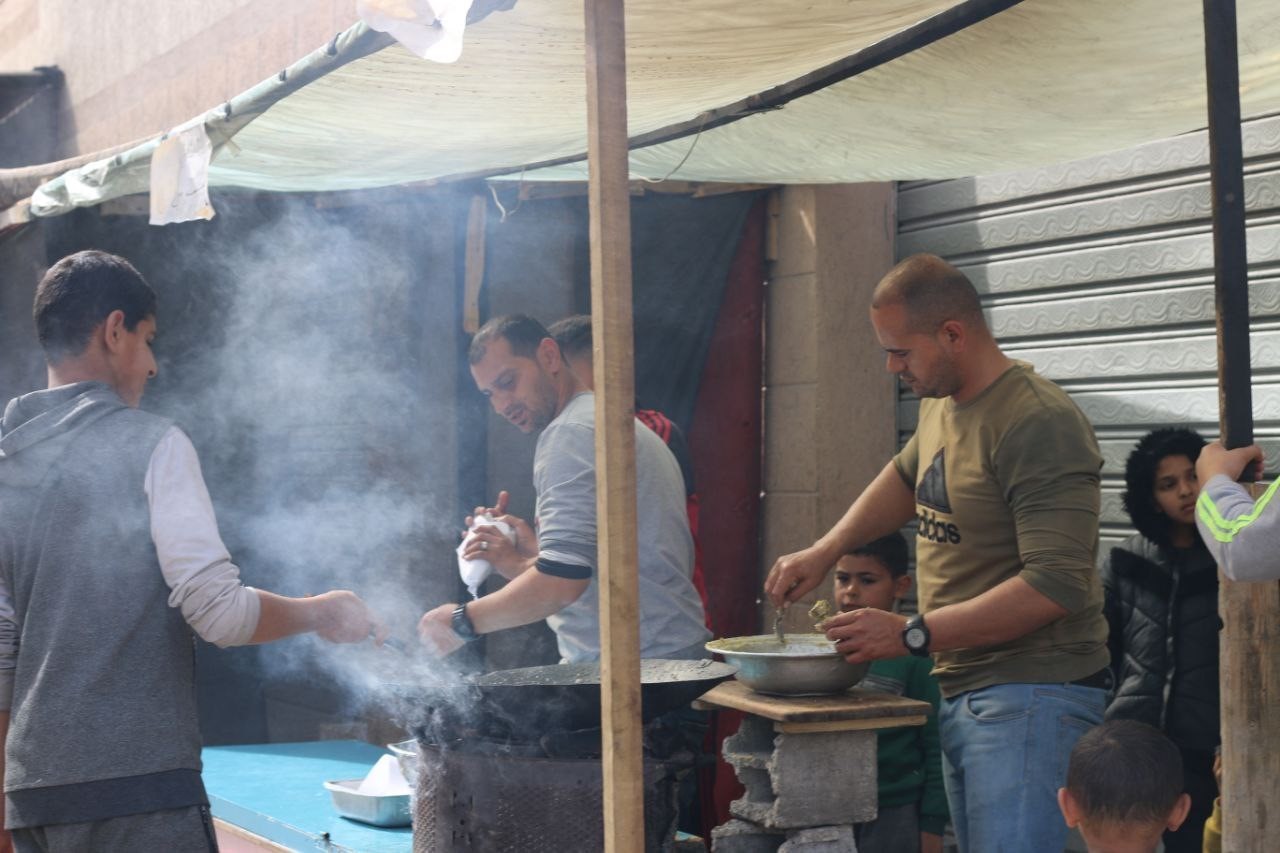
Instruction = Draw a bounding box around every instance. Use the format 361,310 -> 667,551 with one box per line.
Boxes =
766,253 -> 1109,853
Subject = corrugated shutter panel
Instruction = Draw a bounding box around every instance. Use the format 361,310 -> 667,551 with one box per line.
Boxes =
896,113 -> 1280,551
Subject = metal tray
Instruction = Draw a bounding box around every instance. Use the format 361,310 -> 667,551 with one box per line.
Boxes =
323,779 -> 412,827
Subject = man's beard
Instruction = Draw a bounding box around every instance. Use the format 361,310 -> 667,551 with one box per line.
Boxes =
525,372 -> 560,431
910,360 -> 962,399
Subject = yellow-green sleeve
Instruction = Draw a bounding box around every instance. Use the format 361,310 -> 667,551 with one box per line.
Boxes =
894,432 -> 920,490
1203,797 -> 1221,853
993,407 -> 1102,613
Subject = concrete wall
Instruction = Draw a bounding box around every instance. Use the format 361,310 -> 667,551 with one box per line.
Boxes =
0,1 -> 357,159
762,184 -> 898,631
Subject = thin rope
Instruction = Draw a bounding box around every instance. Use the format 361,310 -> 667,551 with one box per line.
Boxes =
641,116 -> 708,183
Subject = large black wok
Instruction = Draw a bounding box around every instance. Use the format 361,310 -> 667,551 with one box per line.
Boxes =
397,658 -> 735,742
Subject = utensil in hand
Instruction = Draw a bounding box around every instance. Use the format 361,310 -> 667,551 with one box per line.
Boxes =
774,605 -> 787,646
370,631 -> 408,655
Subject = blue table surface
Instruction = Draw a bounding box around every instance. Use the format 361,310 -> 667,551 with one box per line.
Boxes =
202,741 -> 412,853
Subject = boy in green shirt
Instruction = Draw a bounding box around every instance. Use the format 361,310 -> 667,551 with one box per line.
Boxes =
834,533 -> 948,853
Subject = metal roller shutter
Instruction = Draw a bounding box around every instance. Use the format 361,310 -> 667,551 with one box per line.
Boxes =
896,113 -> 1280,550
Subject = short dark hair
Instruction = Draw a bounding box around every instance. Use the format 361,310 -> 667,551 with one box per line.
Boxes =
468,314 -> 552,365
33,250 -> 157,363
850,532 -> 910,579
1122,427 -> 1207,548
871,253 -> 986,333
1066,720 -> 1184,826
548,314 -> 592,361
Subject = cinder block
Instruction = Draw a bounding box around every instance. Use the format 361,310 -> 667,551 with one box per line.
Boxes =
711,820 -> 857,853
711,819 -> 783,853
778,826 -> 856,853
724,716 -> 877,828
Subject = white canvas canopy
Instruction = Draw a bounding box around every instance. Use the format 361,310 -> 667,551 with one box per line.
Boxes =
7,0 -> 1280,221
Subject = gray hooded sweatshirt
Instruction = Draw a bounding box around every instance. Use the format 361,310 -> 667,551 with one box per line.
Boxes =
0,382 -> 206,828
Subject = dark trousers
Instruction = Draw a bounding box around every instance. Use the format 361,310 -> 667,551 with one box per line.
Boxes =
855,801 -> 921,853
12,805 -> 219,853
1163,748 -> 1217,853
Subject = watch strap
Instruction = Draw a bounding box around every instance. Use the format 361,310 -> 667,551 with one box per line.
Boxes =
903,613 -> 931,657
451,603 -> 481,643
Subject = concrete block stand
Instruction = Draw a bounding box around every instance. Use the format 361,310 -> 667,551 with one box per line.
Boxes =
696,681 -> 931,853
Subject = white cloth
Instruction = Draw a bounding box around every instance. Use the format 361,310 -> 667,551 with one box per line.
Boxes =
149,121 -> 215,225
356,0 -> 474,63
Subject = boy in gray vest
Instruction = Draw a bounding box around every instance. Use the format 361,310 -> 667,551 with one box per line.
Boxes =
0,251 -> 385,852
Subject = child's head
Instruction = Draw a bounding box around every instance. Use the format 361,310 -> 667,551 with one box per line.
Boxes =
834,533 -> 911,613
1058,720 -> 1190,853
1122,427 -> 1206,547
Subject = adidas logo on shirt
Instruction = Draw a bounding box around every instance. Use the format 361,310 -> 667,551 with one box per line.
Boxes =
916,448 -> 961,544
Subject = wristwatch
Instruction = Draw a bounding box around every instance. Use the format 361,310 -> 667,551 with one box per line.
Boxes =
902,613 -> 931,657
451,603 -> 481,643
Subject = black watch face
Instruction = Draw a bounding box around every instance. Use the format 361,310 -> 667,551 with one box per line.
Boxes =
905,626 -> 927,650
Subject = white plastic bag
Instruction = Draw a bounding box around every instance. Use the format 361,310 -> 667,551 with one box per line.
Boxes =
456,513 -> 515,598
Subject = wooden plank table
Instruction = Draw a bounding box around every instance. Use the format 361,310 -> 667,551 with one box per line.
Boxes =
694,679 -> 930,733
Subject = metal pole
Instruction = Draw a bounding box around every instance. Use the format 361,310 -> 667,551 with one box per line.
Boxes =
1204,0 -> 1252,445
1203,1 -> 1280,847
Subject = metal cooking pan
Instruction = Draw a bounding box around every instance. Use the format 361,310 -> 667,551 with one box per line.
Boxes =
392,658 -> 735,741
470,658 -> 735,738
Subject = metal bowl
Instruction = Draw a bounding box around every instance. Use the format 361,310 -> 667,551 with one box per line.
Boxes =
387,739 -> 420,790
706,634 -> 868,696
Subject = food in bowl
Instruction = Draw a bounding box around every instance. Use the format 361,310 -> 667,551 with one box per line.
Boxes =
808,599 -> 833,630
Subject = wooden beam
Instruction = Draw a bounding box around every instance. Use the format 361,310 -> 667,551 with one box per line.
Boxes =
463,193 -> 487,334
1202,0 -> 1280,847
583,1 -> 644,852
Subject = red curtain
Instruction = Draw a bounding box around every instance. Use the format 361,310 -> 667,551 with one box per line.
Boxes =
688,195 -> 766,832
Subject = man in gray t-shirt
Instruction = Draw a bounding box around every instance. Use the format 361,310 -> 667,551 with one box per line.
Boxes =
417,314 -> 710,662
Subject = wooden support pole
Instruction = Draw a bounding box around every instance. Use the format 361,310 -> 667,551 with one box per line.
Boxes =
583,1 -> 645,852
1202,0 -> 1280,846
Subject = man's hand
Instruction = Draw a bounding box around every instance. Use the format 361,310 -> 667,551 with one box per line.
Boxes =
464,490 -> 539,579
463,515 -> 538,579
823,607 -> 909,664
1197,441 -> 1265,484
417,604 -> 465,656
765,542 -> 840,607
920,832 -> 943,853
310,591 -> 386,644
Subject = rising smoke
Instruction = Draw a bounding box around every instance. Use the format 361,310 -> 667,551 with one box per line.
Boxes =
140,190 -> 477,730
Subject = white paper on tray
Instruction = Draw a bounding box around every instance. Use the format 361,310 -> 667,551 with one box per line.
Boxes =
356,754 -> 412,796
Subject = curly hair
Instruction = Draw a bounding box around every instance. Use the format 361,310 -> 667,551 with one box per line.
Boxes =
1121,427 -> 1207,548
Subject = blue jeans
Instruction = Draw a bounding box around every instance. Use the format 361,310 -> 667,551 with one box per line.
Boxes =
938,682 -> 1106,853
